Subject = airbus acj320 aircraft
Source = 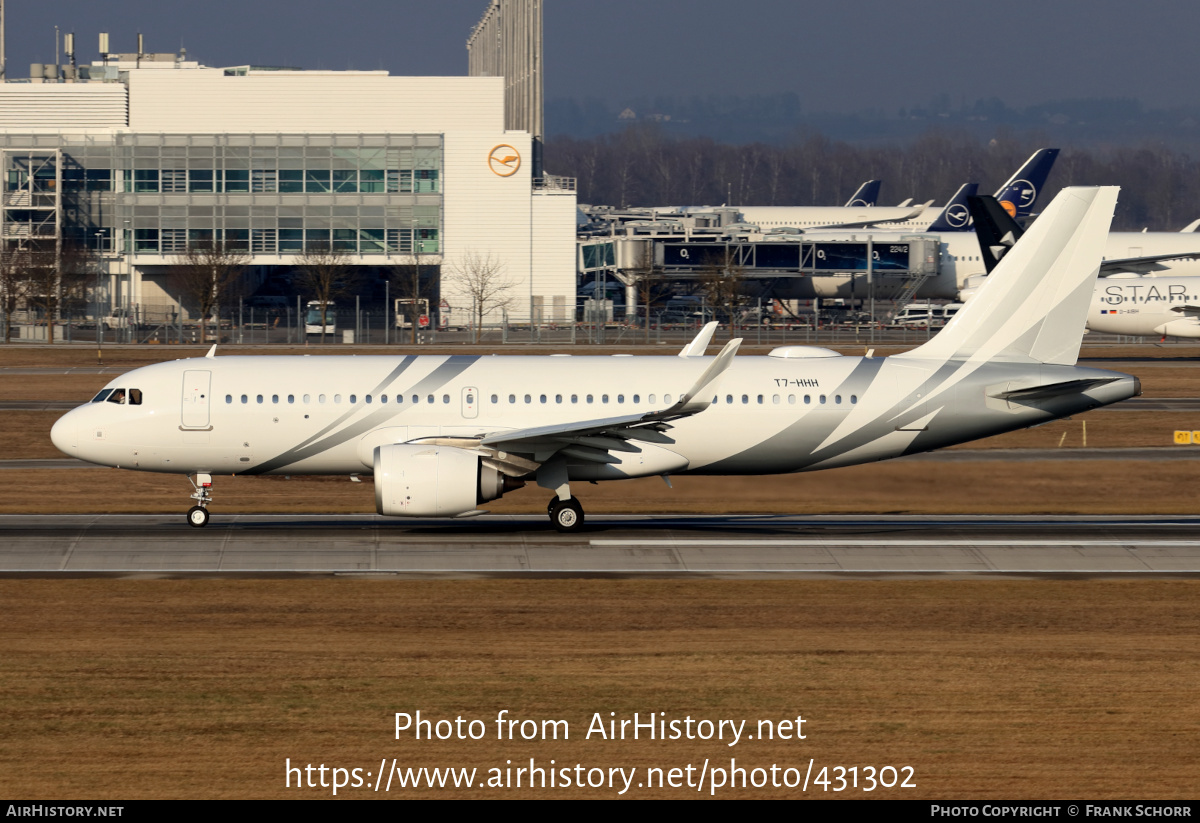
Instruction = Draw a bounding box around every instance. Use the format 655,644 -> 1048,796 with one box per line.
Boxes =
52,187 -> 1138,532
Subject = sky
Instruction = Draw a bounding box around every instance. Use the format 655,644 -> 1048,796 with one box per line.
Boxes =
5,0 -> 1200,115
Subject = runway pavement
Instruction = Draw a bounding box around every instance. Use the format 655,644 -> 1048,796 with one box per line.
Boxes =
3,513 -> 1200,577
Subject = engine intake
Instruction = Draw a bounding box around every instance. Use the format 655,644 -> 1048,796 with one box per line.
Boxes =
373,444 -> 521,517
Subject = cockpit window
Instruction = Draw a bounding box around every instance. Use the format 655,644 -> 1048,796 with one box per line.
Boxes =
91,389 -> 114,403
103,388 -> 142,405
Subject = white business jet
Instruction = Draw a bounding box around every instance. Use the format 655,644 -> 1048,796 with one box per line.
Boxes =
52,187 -> 1139,532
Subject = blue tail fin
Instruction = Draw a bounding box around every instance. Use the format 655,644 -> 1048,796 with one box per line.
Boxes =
843,180 -> 881,208
926,183 -> 979,232
967,194 -> 1025,273
993,148 -> 1059,219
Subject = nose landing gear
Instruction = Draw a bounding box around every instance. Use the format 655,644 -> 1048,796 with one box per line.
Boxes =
186,473 -> 213,528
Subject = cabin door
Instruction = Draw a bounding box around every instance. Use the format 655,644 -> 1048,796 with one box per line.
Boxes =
181,370 -> 212,429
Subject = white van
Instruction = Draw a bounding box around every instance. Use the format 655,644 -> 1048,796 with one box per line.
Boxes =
891,302 -> 963,328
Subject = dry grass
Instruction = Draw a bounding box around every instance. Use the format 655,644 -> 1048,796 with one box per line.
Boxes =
2,579 -> 1197,799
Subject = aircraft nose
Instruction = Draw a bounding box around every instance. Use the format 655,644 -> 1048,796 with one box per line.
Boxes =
50,413 -> 77,455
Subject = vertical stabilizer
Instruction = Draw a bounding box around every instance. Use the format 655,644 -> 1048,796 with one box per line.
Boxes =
925,183 -> 979,232
844,179 -> 881,208
897,186 -> 1118,366
994,148 -> 1059,219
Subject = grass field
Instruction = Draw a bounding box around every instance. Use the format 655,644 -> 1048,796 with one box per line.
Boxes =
3,579 -> 1198,799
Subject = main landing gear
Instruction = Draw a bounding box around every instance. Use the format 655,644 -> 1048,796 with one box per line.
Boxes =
537,458 -> 585,532
186,473 -> 213,528
548,496 -> 585,532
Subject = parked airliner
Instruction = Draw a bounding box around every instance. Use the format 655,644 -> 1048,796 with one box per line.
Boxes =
735,148 -> 1058,232
966,193 -> 1200,339
51,188 -> 1138,531
1089,274 -> 1200,338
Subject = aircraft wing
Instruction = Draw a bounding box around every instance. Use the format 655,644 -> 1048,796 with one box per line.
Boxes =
411,338 -> 742,468
1170,304 -> 1200,317
1100,253 -> 1200,275
805,204 -> 927,230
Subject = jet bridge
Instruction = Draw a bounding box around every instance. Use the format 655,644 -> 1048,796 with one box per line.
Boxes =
655,235 -> 940,278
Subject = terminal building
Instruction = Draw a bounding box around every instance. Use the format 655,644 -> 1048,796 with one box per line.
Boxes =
0,5 -> 575,329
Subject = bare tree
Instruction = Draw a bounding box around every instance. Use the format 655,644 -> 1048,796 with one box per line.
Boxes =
295,243 -> 357,344
628,244 -> 667,342
56,243 -> 96,334
700,248 -> 749,339
388,254 -> 434,345
449,250 -> 515,343
169,240 -> 248,344
0,245 -> 31,343
21,243 -> 92,345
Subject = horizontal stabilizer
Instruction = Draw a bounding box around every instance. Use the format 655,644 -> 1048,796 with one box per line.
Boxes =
990,377 -> 1120,402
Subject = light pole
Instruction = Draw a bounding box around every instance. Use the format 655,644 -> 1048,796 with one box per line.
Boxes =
94,230 -> 103,364
122,218 -> 130,343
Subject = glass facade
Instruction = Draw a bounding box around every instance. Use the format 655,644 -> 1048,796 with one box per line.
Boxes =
1,132 -> 443,257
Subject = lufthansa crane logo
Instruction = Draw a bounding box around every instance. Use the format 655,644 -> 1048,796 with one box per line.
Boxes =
1001,179 -> 1037,217
945,203 -> 970,228
488,144 -> 521,177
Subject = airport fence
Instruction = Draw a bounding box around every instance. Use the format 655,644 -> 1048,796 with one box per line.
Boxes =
0,299 -> 1181,350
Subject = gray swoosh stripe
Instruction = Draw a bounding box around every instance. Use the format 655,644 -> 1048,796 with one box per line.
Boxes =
245,355 -> 481,475
287,356 -> 419,453
700,357 -> 887,473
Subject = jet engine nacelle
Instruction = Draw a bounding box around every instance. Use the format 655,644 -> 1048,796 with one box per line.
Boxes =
373,443 -> 515,517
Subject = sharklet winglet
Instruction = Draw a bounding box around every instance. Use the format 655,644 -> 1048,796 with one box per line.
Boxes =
679,321 -> 719,357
